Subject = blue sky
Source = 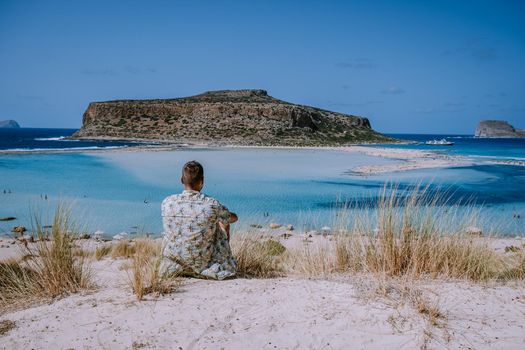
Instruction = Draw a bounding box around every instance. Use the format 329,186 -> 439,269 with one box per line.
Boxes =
0,0 -> 524,133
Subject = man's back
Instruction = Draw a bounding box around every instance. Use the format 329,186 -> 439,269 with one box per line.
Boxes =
161,189 -> 236,279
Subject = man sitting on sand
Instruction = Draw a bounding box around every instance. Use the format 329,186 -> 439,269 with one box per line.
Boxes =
160,160 -> 238,280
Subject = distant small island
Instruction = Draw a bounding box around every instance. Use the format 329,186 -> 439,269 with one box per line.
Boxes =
475,120 -> 525,138
0,120 -> 20,128
72,89 -> 392,146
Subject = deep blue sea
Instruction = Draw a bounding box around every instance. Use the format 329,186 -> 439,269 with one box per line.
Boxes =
0,128 -> 152,151
1,128 -> 524,236
384,134 -> 525,162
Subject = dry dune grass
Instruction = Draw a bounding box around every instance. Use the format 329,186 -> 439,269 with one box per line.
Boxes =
288,185 -> 525,282
126,238 -> 180,300
79,237 -> 178,300
94,244 -> 112,260
94,238 -> 160,261
111,240 -> 136,259
162,184 -> 523,283
0,206 -> 92,312
2,185 -> 524,309
230,234 -> 286,278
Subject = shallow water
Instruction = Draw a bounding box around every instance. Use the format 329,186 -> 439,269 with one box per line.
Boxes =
1,147 -> 524,236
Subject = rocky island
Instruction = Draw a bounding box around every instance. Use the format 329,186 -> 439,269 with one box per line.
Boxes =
73,89 -> 391,146
475,120 -> 525,138
0,120 -> 20,128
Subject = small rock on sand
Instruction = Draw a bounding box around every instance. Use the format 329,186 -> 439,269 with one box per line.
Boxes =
0,319 -> 16,336
505,245 -> 520,253
269,223 -> 282,229
113,232 -> 129,240
93,230 -> 105,241
11,226 -> 27,234
465,226 -> 482,236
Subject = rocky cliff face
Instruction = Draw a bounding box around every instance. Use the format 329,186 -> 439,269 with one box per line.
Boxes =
475,120 -> 525,138
0,120 -> 20,128
73,90 -> 390,146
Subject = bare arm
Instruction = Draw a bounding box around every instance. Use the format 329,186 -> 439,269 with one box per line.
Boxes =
219,212 -> 238,241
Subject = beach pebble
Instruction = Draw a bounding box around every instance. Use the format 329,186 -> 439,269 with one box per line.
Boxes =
93,230 -> 105,241
286,224 -> 294,231
269,223 -> 282,229
504,245 -> 520,253
11,226 -> 27,234
321,226 -> 332,235
465,226 -> 482,236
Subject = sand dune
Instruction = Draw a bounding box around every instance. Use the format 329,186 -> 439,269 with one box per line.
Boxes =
1,236 -> 524,349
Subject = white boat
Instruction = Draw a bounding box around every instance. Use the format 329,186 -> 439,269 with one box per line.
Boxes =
425,138 -> 454,146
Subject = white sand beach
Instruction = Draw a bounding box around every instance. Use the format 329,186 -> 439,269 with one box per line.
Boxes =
1,234 -> 524,350
339,146 -> 472,174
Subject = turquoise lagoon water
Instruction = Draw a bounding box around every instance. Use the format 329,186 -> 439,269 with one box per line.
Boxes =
1,146 -> 524,236
1,128 -> 524,236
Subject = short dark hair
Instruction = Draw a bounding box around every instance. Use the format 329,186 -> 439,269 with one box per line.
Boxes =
181,160 -> 204,187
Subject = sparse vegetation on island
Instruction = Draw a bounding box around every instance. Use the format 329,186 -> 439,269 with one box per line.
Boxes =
72,89 -> 395,146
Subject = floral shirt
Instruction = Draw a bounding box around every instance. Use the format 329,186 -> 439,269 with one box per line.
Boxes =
160,190 -> 237,280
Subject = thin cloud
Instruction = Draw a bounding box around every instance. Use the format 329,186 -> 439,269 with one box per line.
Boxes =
415,103 -> 466,114
497,105 -> 525,113
471,47 -> 497,61
484,92 -> 509,98
442,38 -> 499,62
443,102 -> 465,107
381,86 -> 405,95
123,66 -> 158,74
335,58 -> 376,69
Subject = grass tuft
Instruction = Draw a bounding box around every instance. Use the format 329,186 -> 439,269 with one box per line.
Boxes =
0,319 -> 16,335
126,238 -> 180,300
94,244 -> 112,260
231,234 -> 285,278
111,240 -> 136,259
290,185 -> 525,281
0,205 -> 92,312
